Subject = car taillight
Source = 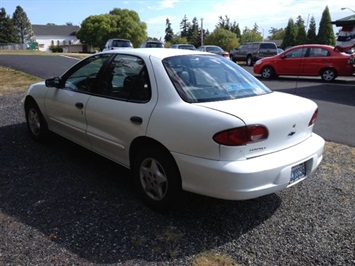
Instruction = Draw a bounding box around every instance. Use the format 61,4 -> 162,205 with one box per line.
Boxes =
213,125 -> 268,146
308,108 -> 318,126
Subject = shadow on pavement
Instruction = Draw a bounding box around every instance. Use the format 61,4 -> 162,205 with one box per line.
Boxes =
0,123 -> 281,264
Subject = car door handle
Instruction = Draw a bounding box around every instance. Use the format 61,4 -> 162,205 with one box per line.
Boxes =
130,116 -> 143,125
75,102 -> 84,109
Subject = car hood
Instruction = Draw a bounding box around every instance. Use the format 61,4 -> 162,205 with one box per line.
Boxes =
196,91 -> 318,158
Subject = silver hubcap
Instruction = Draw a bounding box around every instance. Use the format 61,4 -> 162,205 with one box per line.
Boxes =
323,70 -> 334,81
140,158 -> 168,201
28,108 -> 41,136
262,68 -> 271,78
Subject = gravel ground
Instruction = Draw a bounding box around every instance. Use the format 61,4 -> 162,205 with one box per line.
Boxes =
0,92 -> 354,265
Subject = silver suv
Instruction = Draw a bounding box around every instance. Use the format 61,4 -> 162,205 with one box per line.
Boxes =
229,42 -> 278,66
102,38 -> 133,51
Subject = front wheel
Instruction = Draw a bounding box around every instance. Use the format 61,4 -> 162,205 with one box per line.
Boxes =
261,66 -> 275,79
133,147 -> 183,211
321,68 -> 336,82
25,100 -> 49,142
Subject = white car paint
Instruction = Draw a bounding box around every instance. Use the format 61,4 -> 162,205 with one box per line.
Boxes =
24,49 -> 324,204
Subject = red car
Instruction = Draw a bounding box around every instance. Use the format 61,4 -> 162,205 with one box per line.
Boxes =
253,44 -> 355,81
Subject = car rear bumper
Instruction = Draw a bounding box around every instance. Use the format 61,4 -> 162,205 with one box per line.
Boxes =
173,133 -> 325,200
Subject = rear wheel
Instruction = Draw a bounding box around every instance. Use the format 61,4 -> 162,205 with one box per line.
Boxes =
261,66 -> 275,79
321,68 -> 336,82
246,56 -> 253,66
25,100 -> 49,142
133,146 -> 183,211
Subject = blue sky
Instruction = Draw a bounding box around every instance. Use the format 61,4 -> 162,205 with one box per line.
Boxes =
1,0 -> 354,39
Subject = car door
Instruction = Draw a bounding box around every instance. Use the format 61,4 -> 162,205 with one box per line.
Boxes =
85,54 -> 157,167
276,47 -> 308,75
44,53 -> 112,148
301,47 -> 331,75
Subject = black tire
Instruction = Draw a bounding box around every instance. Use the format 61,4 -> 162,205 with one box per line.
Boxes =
261,66 -> 275,79
321,68 -> 336,82
25,100 -> 49,142
133,147 -> 182,211
246,56 -> 253,66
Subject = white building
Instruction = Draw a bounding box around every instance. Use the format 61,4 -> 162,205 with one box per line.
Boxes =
32,24 -> 88,53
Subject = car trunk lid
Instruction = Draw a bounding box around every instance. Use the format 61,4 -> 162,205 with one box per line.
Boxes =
196,91 -> 318,159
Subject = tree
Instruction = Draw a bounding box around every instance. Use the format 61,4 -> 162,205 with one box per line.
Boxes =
268,27 -> 285,40
0,8 -> 17,43
12,5 -> 33,44
77,9 -> 147,49
317,6 -> 336,45
216,15 -> 241,38
180,15 -> 190,38
240,27 -> 262,43
295,15 -> 307,45
307,16 -> 317,43
164,18 -> 174,43
188,17 -> 200,47
281,18 -> 297,49
204,28 -> 239,52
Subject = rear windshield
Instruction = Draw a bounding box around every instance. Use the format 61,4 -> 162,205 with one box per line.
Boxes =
163,55 -> 271,103
112,40 -> 132,47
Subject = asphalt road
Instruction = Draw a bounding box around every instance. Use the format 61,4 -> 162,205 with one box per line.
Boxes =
0,54 -> 354,146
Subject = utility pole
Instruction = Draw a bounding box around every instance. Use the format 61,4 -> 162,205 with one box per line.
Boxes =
200,18 -> 204,46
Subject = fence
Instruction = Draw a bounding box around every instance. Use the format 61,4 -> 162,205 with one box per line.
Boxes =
0,43 -> 28,50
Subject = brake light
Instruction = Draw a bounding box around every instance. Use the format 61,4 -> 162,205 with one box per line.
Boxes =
308,108 -> 318,126
213,125 -> 268,146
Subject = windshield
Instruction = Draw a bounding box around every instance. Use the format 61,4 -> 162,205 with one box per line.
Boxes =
163,55 -> 272,103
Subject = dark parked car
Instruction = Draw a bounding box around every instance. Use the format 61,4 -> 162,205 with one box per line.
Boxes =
229,42 -> 278,65
140,41 -> 164,48
102,38 -> 133,51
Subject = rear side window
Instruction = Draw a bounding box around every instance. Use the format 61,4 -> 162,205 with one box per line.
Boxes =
163,55 -> 271,103
308,48 -> 330,57
260,43 -> 276,49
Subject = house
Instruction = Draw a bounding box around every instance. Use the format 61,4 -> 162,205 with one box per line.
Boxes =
32,24 -> 89,53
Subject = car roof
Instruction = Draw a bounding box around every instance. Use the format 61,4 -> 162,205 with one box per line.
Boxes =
100,47 -> 208,59
289,44 -> 334,49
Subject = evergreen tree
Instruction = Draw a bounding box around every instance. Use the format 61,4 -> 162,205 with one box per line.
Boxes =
164,18 -> 174,43
12,5 -> 33,44
307,16 -> 317,43
281,18 -> 297,49
180,15 -> 190,38
0,8 -> 17,43
317,6 -> 336,45
295,15 -> 307,45
188,17 -> 199,47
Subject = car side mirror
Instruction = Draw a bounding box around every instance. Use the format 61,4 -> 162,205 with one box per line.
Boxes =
45,77 -> 62,88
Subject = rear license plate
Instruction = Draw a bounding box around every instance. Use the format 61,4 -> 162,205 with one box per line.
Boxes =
290,162 -> 306,183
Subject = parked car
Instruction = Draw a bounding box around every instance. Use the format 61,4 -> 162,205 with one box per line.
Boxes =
140,41 -> 164,48
171,44 -> 196,50
229,42 -> 278,65
102,38 -> 133,51
24,49 -> 324,210
277,48 -> 284,54
196,45 -> 229,58
253,44 -> 355,82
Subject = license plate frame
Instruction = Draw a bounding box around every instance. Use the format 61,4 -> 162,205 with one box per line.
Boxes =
290,162 -> 306,184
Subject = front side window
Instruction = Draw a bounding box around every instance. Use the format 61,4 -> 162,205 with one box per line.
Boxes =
64,54 -> 111,92
284,48 -> 308,58
163,55 -> 271,103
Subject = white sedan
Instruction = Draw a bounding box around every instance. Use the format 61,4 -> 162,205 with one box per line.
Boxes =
24,48 -> 324,210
